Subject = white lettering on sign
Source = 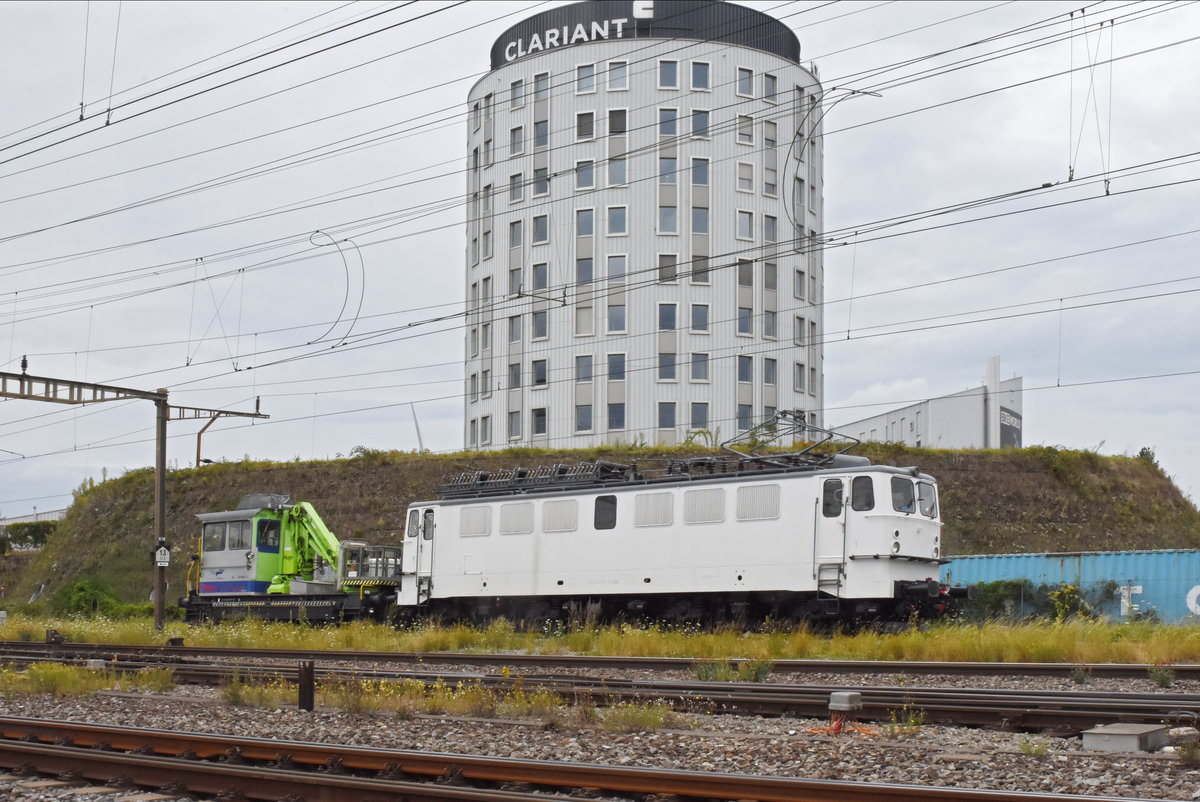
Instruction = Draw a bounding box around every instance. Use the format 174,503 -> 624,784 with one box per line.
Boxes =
1119,584 -> 1143,617
1188,585 -> 1200,615
505,18 -> 629,62
999,410 -> 1021,430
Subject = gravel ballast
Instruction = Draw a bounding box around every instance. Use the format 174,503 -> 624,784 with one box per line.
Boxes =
0,669 -> 1197,801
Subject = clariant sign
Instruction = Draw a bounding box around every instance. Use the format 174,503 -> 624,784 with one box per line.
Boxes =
504,18 -> 630,62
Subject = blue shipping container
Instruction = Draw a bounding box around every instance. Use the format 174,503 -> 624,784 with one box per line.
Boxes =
941,550 -> 1200,623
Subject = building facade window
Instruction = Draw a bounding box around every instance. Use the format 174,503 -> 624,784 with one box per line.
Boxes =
576,111 -> 595,140
607,254 -> 626,282
532,359 -> 547,385
658,352 -> 677,380
534,72 -> 549,101
532,407 -> 547,435
659,205 -> 677,233
608,61 -> 628,90
691,303 -> 709,331
532,214 -> 548,242
576,63 -> 595,93
658,402 -> 676,429
691,402 -> 709,430
658,303 -> 676,330
607,206 -> 627,235
691,61 -> 709,90
510,126 -> 523,156
608,403 -> 625,430
658,253 -> 677,282
576,404 -> 593,431
607,304 -> 626,332
737,67 -> 753,96
658,59 -> 678,88
533,167 -> 549,195
608,353 -> 625,380
659,156 -> 677,184
510,78 -> 524,109
737,210 -> 753,239
608,157 -> 627,185
737,162 -> 754,192
609,108 -> 627,134
737,403 -> 752,431
659,108 -> 677,136
575,354 -> 593,382
692,109 -> 709,137
692,157 -> 709,185
737,114 -> 753,144
738,307 -> 753,334
558,155 -> 582,185
691,352 -> 709,381
576,208 -> 594,236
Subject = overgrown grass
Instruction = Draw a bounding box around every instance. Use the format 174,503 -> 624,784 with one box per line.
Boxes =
691,658 -> 774,682
0,662 -> 174,696
5,615 -> 1200,665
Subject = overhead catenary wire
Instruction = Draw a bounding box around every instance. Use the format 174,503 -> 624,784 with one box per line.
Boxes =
0,1 -> 1195,506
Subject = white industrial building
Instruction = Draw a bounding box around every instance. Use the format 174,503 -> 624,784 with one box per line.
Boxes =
463,0 -> 825,449
833,358 -> 1023,449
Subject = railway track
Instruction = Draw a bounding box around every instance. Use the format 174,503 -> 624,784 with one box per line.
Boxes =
0,716 -> 1152,802
6,638 -> 1199,679
0,641 -> 1195,732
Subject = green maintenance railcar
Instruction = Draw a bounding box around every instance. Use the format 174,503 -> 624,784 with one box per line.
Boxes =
181,494 -> 401,622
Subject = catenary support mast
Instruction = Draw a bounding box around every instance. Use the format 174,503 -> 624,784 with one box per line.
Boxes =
0,360 -> 267,629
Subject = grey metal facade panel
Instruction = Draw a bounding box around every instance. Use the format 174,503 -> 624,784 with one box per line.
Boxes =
490,1 -> 801,71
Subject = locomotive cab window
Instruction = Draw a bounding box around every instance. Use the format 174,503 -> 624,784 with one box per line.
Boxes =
256,520 -> 281,552
228,520 -> 252,550
850,476 -> 875,511
202,522 -> 225,552
918,482 -> 938,518
891,477 -> 916,513
422,509 -> 435,540
594,495 -> 617,530
821,480 -> 843,517
406,509 -> 419,539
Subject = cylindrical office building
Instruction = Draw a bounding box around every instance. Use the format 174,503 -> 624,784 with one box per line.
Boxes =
464,0 -> 823,449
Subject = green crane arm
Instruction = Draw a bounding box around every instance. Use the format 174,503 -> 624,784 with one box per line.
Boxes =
283,502 -> 342,575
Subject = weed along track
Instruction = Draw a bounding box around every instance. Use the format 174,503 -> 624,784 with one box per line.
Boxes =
4,641 -> 1200,732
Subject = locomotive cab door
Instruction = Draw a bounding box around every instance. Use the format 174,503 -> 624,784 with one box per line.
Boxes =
399,506 -> 435,606
198,518 -> 256,594
813,478 -> 847,595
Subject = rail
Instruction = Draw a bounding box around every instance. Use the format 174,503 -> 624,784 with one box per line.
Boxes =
0,716 -> 1146,802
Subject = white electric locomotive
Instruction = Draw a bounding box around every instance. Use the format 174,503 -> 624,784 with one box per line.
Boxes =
397,414 -> 965,625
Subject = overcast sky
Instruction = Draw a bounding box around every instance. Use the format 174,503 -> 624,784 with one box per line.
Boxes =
1,0 -> 1197,521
